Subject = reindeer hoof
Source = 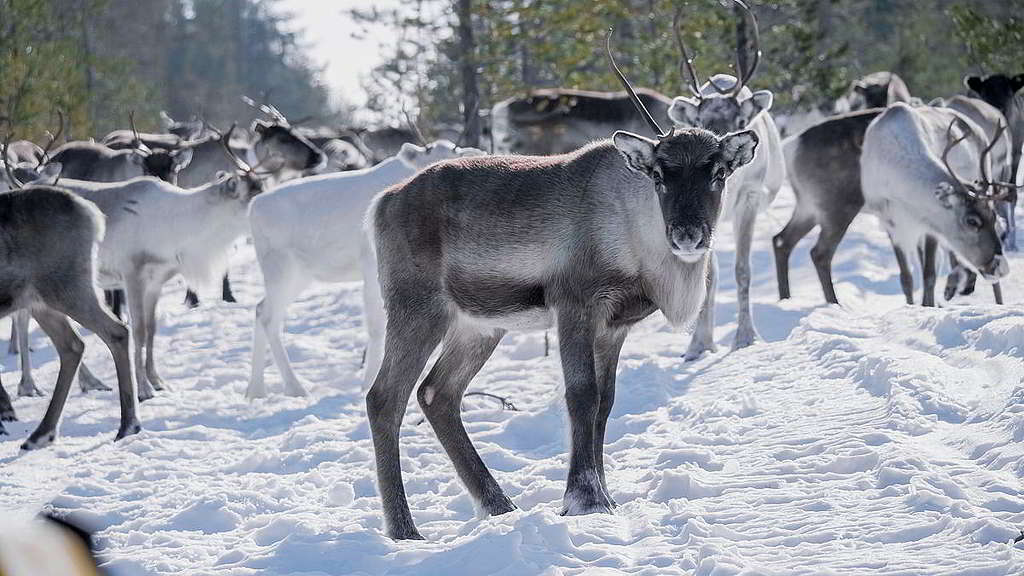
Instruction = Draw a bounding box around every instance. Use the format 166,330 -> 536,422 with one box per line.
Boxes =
732,329 -> 760,351
683,344 -> 716,362
387,524 -> 425,541
561,485 -> 614,516
18,382 -> 43,398
283,381 -> 309,398
21,430 -> 56,451
79,372 -> 111,393
482,492 -> 517,516
137,382 -> 156,402
1,407 -> 16,422
115,421 -> 142,441
245,387 -> 268,400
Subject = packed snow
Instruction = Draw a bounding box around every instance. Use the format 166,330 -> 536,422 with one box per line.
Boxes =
1,184 -> 1023,575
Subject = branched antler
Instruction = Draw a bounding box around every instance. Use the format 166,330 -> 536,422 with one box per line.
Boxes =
676,0 -> 761,99
606,27 -> 672,139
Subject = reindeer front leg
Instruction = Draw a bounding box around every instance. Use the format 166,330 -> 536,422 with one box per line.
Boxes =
732,190 -> 761,349
559,307 -> 612,516
684,251 -> 718,361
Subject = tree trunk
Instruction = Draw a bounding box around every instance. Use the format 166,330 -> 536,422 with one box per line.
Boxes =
456,0 -> 480,148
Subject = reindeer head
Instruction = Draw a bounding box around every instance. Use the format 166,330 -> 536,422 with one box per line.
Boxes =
607,27 -> 758,262
964,74 -> 1024,113
160,111 -> 205,141
244,97 -> 324,181
666,1 -> 771,137
2,115 -> 64,191
217,124 -> 272,202
126,112 -> 194,184
934,118 -> 1015,281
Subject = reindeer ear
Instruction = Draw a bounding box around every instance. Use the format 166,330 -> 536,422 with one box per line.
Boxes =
740,90 -> 773,124
1012,74 -> 1024,93
613,131 -> 657,177
38,162 -> 62,182
934,182 -> 962,208
964,75 -> 983,94
719,130 -> 759,173
172,148 -> 194,172
222,175 -> 240,198
397,142 -> 423,164
668,97 -> 700,127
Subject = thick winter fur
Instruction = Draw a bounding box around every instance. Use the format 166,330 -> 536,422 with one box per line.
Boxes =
43,174 -> 264,400
491,88 -> 672,155
0,187 -> 138,449
246,141 -> 484,398
667,74 -> 786,358
365,127 -> 757,540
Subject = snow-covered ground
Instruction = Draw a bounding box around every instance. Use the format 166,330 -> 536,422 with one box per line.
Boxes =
2,185 -> 1023,575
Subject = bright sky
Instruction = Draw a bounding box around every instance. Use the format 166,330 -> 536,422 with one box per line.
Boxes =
279,0 -> 397,112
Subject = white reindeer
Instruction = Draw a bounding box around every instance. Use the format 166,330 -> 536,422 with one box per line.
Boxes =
246,140 -> 485,399
861,104 -> 1011,298
32,139 -> 267,400
664,1 -> 785,359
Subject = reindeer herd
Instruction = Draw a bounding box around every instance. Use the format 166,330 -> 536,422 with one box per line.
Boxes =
0,0 -> 1020,541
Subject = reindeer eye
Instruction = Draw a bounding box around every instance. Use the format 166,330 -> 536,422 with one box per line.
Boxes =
964,213 -> 983,230
737,118 -> 747,129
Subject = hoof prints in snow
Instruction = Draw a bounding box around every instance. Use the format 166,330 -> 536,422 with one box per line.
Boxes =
2,187 -> 1024,575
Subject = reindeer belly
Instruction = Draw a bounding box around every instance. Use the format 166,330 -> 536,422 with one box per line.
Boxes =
445,273 -> 554,331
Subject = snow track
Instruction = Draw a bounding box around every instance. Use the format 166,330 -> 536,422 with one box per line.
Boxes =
1,186 -> 1023,575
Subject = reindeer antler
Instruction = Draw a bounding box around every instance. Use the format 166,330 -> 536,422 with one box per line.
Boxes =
402,104 -> 428,147
679,0 -> 762,98
2,130 -> 25,190
978,120 -> 1005,185
941,117 -> 976,196
242,96 -> 289,126
941,117 -> 1023,203
606,27 -> 672,139
728,0 -> 762,98
39,109 -> 64,165
128,111 -> 152,157
219,123 -> 254,173
977,120 -> 1023,202
674,6 -> 703,99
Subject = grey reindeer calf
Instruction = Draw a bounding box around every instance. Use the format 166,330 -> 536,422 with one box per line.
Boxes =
0,185 -> 139,449
364,30 -> 759,540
